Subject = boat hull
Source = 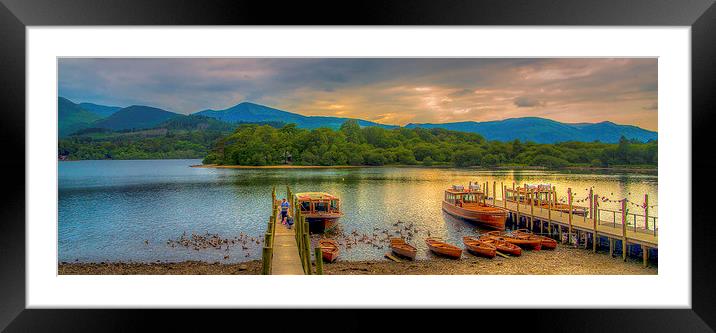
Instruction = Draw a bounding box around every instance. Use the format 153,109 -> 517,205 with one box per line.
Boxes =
502,237 -> 542,250
389,238 -> 417,260
425,238 -> 462,259
442,201 -> 507,230
463,237 -> 496,258
481,236 -> 522,256
319,240 -> 340,262
306,216 -> 340,233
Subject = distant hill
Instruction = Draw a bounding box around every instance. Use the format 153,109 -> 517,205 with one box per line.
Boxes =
195,102 -> 396,130
77,102 -> 122,118
405,117 -> 657,143
93,105 -> 181,131
58,97 -> 102,137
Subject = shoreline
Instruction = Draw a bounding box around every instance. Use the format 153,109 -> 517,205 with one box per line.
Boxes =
58,246 -> 656,275
193,163 -> 656,172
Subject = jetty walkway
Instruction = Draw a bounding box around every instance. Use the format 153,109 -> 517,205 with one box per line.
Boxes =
261,186 -> 324,275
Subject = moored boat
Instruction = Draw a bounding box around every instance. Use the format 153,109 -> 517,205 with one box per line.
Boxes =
319,239 -> 340,262
294,192 -> 344,233
462,236 -> 496,258
513,229 -> 557,249
425,237 -> 462,259
389,238 -> 417,260
479,236 -> 522,256
442,184 -> 508,230
484,231 -> 541,250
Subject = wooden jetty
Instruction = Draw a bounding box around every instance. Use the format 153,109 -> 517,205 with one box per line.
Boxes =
261,186 -> 324,275
478,181 -> 657,267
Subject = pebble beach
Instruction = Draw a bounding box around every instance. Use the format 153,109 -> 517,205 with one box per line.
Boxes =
58,245 -> 656,275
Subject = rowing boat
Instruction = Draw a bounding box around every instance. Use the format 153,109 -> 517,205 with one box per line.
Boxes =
389,238 -> 417,260
462,236 -> 496,258
484,231 -> 541,250
319,239 -> 340,262
425,237 -> 462,259
513,229 -> 557,249
479,234 -> 522,256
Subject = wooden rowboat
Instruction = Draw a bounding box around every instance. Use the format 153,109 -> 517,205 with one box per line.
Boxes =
319,239 -> 340,262
425,237 -> 462,259
484,231 -> 542,250
389,238 -> 417,260
479,234 -> 522,256
513,229 -> 557,250
462,236 -> 496,258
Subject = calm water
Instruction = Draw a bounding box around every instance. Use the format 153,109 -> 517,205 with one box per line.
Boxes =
58,159 -> 658,263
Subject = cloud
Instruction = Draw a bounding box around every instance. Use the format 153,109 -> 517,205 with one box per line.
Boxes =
58,58 -> 658,131
513,96 -> 545,108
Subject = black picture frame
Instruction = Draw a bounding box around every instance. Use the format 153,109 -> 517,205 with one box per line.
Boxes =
1,0 -> 714,331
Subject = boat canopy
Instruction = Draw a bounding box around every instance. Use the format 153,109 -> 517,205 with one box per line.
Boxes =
295,192 -> 339,201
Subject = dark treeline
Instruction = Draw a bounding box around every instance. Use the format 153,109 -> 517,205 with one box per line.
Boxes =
203,120 -> 657,168
59,130 -> 225,160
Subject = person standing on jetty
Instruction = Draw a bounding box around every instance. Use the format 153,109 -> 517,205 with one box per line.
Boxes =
280,198 -> 290,225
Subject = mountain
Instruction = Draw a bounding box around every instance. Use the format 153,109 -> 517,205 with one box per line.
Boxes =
405,117 -> 657,143
194,102 -> 396,130
92,105 -> 182,131
78,102 -> 122,118
58,97 -> 102,137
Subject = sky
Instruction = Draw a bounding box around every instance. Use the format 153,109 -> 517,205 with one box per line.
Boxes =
58,58 -> 658,131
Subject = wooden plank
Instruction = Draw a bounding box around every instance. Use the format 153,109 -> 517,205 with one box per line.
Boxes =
384,252 -> 402,262
495,251 -> 509,258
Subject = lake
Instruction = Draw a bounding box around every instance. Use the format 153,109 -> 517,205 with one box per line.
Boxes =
58,159 -> 657,263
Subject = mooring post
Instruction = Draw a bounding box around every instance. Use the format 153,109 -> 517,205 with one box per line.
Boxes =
261,246 -> 272,275
493,181 -> 497,205
621,199 -> 627,261
609,238 -> 614,257
567,188 -> 573,245
529,189 -> 535,231
592,194 -> 598,253
588,188 -> 594,219
303,232 -> 312,275
516,189 -> 521,229
315,247 -> 324,274
644,194 -> 649,231
642,245 -> 649,267
503,186 -> 508,208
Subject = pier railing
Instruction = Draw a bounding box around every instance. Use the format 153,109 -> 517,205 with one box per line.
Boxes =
487,182 -> 657,266
288,186 -> 323,275
261,186 -> 278,275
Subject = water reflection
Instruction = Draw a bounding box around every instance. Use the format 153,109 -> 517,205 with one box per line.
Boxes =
59,160 -> 657,263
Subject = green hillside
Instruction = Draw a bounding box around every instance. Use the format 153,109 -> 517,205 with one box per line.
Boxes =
93,105 -> 181,131
58,97 -> 102,137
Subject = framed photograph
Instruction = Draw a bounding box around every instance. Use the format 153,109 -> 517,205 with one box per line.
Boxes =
2,0 -> 715,331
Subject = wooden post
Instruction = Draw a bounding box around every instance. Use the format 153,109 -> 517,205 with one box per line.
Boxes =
644,194 -> 649,231
516,190 -> 521,229
592,194 -> 598,253
261,246 -> 272,275
304,232 -> 312,275
529,189 -> 534,231
315,247 -> 324,275
493,181 -> 497,205
547,188 -> 552,236
504,186 -> 508,208
567,188 -> 573,245
621,199 -> 627,261
588,188 -> 594,219
264,233 -> 272,248
609,238 -> 614,257
642,245 -> 649,268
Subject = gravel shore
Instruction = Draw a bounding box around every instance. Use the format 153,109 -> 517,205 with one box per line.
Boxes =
58,246 -> 655,275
